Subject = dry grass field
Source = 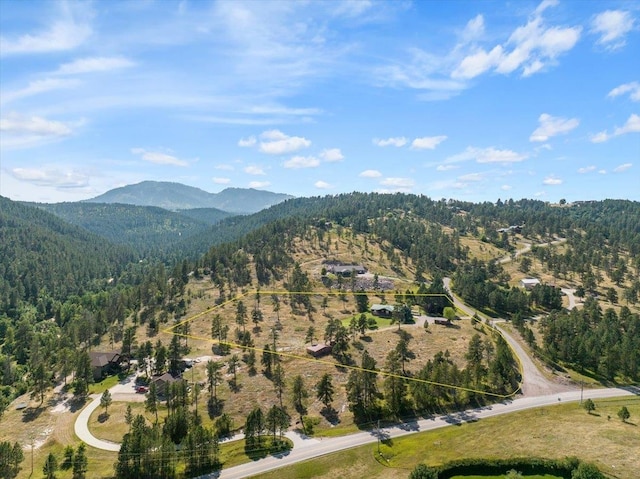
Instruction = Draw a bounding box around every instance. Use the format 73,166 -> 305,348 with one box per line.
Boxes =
256,396 -> 640,479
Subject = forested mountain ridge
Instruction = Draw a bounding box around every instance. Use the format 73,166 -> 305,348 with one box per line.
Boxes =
85,181 -> 293,213
29,202 -> 226,260
0,196 -> 135,318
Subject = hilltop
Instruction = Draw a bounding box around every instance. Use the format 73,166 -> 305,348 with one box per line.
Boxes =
84,181 -> 294,213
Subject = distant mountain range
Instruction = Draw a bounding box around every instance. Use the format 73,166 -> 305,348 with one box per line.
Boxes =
84,181 -> 294,214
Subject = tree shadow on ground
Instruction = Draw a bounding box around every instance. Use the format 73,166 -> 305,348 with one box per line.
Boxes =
21,406 -> 43,422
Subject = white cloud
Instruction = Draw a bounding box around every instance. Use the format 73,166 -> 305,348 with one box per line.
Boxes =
453,2 -> 581,79
446,146 -> 528,164
591,113 -> 640,142
283,155 -> 320,169
452,45 -> 504,79
543,175 -> 563,185
501,184 -> 513,191
530,113 -> 579,142
131,148 -> 189,167
359,169 -> 382,178
249,181 -> 271,189
54,56 -> 135,75
10,167 -> 89,188
411,135 -> 447,150
591,10 -> 634,49
436,164 -> 459,171
462,14 -> 485,41
314,180 -> 331,189
578,166 -> 596,174
599,169 -> 607,174
212,177 -> 231,184
614,114 -> 640,135
458,172 -> 484,182
1,78 -> 80,105
608,82 -> 640,102
244,165 -> 266,175
0,112 -> 76,149
258,129 -> 311,154
238,136 -> 257,147
590,131 -> 610,143
380,177 -> 415,188
373,137 -> 407,147
614,163 -> 633,173
0,17 -> 91,56
319,148 -> 344,162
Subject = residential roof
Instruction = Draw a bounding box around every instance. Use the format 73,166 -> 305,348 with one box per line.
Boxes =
371,304 -> 394,311
89,351 -> 120,368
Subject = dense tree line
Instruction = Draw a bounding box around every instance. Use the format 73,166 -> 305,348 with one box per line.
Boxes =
539,301 -> 640,380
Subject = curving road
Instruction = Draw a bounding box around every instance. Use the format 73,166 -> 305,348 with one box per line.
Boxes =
442,278 -> 572,397
207,387 -> 637,479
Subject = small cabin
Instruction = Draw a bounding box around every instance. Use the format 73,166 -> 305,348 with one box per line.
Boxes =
306,343 -> 333,358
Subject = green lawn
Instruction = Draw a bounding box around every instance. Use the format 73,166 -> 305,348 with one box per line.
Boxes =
449,476 -> 562,479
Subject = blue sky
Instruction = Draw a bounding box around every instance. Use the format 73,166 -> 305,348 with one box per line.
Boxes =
1,0 -> 638,204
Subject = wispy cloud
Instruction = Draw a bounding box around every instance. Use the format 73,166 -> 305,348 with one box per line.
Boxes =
1,78 -> 80,105
445,146 -> 528,164
238,136 -> 257,147
54,56 -> 135,75
436,164 -> 459,171
613,163 -> 633,173
314,180 -> 331,189
131,148 -> 189,167
10,166 -> 90,188
0,112 -> 78,149
578,165 -> 596,174
607,82 -> 640,102
591,114 -> 640,142
0,15 -> 92,56
373,137 -> 407,147
591,10 -> 635,50
530,113 -> 579,142
452,1 -> 581,80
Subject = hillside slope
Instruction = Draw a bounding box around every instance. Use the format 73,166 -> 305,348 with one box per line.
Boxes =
0,196 -> 134,317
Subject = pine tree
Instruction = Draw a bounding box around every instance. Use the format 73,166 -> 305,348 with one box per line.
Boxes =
72,443 -> 87,479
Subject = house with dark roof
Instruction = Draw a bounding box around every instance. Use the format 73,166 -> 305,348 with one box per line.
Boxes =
306,343 -> 333,358
152,372 -> 182,396
89,351 -> 122,381
371,304 -> 394,317
328,264 -> 367,276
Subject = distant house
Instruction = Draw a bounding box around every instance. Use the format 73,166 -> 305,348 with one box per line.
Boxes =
328,264 -> 366,276
152,372 -> 182,396
306,343 -> 333,358
434,318 -> 451,326
89,351 -> 122,381
371,304 -> 394,317
521,278 -> 541,290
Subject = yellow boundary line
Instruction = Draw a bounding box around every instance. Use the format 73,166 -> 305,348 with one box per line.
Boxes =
162,291 -> 521,399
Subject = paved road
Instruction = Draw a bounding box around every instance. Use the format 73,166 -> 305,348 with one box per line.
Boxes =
442,278 -> 571,397
74,394 -> 121,452
206,387 -> 637,479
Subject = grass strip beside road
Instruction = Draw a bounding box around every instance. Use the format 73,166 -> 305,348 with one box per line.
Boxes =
255,396 -> 640,479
